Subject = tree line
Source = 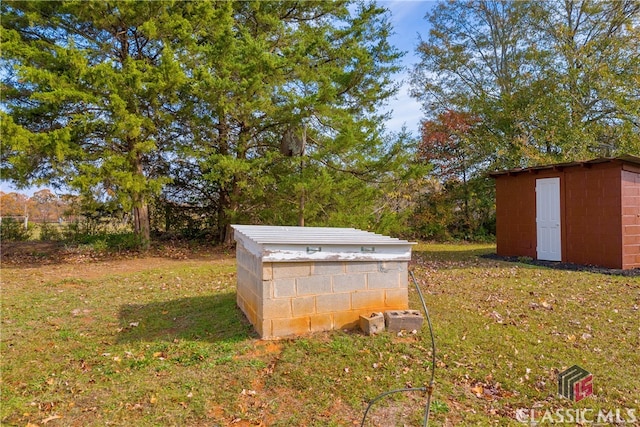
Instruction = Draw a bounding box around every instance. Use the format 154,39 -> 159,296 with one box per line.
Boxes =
2,1 -> 638,246
411,0 -> 639,237
2,1 -> 424,247
0,189 -> 74,223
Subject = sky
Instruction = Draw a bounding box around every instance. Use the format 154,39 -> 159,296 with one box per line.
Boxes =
379,1 -> 435,135
0,1 -> 436,196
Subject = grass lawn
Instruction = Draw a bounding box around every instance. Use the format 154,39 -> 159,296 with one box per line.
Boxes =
2,242 -> 639,426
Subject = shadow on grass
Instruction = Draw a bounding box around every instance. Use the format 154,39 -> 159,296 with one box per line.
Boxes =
117,291 -> 256,344
482,254 -> 640,277
411,246 -> 496,263
0,240 -> 233,269
412,246 -> 639,276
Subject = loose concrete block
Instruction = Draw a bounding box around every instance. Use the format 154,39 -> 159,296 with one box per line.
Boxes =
359,312 -> 385,335
384,310 -> 424,332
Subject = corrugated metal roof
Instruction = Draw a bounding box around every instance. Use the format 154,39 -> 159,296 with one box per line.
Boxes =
489,155 -> 640,177
232,225 -> 415,262
232,225 -> 412,245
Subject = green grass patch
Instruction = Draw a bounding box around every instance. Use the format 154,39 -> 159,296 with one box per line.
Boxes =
2,243 -> 638,426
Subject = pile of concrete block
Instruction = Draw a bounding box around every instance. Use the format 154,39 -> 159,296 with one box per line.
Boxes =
359,309 -> 424,335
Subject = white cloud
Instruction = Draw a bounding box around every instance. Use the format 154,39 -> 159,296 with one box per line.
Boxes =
378,1 -> 435,134
382,77 -> 423,135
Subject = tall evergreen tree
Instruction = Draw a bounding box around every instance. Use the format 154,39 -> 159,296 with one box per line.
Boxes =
1,0 -> 194,246
168,1 -> 410,243
2,1 -> 414,244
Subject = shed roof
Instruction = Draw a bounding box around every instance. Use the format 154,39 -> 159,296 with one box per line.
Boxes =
489,155 -> 640,177
232,224 -> 415,262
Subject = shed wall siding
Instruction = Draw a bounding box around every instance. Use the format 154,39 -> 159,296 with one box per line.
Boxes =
495,174 -> 537,258
563,165 -> 622,269
622,170 -> 640,269
495,163 -> 629,269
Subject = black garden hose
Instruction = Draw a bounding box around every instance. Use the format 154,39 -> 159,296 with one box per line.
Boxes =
360,270 -> 436,427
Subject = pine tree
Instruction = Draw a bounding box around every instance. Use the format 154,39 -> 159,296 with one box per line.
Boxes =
2,1 -> 416,245
2,1 -> 193,247
170,1 -> 410,243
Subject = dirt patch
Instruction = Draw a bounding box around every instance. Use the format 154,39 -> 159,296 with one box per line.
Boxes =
238,341 -> 282,360
1,241 -> 63,257
6,256 -> 234,282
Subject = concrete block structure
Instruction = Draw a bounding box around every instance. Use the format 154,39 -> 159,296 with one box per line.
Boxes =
232,225 -> 415,339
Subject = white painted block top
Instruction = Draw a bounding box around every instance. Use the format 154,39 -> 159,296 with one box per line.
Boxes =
232,224 -> 415,262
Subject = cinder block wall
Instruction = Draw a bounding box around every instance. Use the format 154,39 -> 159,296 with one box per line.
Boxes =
235,241 -> 408,339
622,169 -> 640,269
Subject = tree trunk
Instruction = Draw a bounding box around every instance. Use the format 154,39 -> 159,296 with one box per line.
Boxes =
298,155 -> 305,227
217,189 -> 230,245
298,189 -> 305,227
133,202 -> 151,249
215,118 -> 234,245
131,151 -> 150,249
222,181 -> 241,246
462,163 -> 469,229
218,120 -> 249,246
216,189 -> 238,246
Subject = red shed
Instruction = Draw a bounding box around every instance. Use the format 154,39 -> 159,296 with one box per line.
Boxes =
490,155 -> 640,270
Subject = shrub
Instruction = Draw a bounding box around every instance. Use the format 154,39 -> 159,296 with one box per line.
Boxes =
70,232 -> 143,252
105,232 -> 142,251
0,218 -> 33,241
90,238 -> 108,252
39,223 -> 63,241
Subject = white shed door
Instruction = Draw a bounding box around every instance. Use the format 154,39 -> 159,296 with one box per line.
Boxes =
536,178 -> 562,261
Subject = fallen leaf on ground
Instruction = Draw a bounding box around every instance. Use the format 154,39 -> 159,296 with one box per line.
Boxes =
471,385 -> 483,397
42,414 -> 62,424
